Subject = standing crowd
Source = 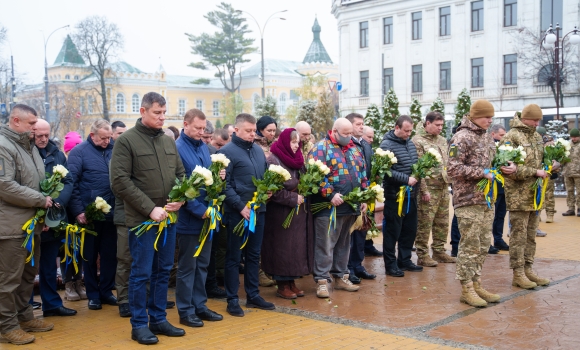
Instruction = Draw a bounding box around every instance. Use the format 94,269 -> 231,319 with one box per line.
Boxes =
0,93 -> 579,345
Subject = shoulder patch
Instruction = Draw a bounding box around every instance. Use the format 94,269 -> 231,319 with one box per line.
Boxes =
449,145 -> 458,158
0,158 -> 4,176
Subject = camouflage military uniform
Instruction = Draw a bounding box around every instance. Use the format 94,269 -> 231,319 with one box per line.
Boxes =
301,140 -> 314,161
412,123 -> 450,257
501,115 -> 544,269
563,140 -> 580,211
447,116 -> 495,282
541,135 -> 556,216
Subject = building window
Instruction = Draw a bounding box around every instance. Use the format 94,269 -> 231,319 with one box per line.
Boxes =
212,100 -> 219,116
440,7 -> 451,36
360,70 -> 369,96
383,68 -> 393,95
196,99 -> 203,111
383,17 -> 393,44
360,21 -> 369,48
116,93 -> 125,113
74,75 -> 79,80
278,93 -> 287,114
412,12 -> 422,40
79,97 -> 85,115
471,58 -> 484,88
504,0 -> 517,27
87,95 -> 94,114
132,94 -> 140,113
412,65 -> 423,93
541,0 -> 562,32
178,99 -> 186,116
440,62 -> 451,91
471,1 -> 484,32
504,54 -> 517,85
65,74 -> 70,80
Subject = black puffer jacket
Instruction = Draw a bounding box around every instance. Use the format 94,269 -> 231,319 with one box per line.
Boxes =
379,130 -> 419,199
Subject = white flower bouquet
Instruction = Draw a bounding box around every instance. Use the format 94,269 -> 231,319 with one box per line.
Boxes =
370,148 -> 397,185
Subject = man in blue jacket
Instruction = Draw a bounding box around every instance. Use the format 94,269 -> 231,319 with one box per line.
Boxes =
218,113 -> 274,317
175,109 -> 224,327
34,119 -> 76,317
68,119 -> 117,311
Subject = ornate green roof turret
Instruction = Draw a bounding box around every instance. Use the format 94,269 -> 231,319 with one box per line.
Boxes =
53,35 -> 85,66
302,17 -> 333,64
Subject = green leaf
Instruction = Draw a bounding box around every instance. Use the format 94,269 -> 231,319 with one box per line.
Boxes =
291,300 -> 297,305
56,183 -> 64,192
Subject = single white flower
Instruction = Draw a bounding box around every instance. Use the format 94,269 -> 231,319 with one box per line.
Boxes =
53,165 -> 69,178
520,150 -> 527,159
565,150 -> 570,157
192,166 -> 213,186
102,203 -> 111,214
210,154 -> 231,168
391,157 -> 398,164
308,158 -> 315,165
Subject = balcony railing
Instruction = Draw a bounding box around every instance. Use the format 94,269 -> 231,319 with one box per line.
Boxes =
438,91 -> 452,100
502,86 -> 518,96
358,97 -> 369,106
470,89 -> 484,98
534,85 -> 552,94
411,93 -> 423,101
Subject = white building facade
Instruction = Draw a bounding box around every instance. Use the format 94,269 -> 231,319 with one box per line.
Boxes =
331,0 -> 580,118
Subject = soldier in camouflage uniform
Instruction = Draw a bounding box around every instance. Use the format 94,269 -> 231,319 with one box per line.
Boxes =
536,127 -> 557,223
501,104 -> 559,289
448,100 -> 516,307
412,112 -> 455,267
562,128 -> 580,216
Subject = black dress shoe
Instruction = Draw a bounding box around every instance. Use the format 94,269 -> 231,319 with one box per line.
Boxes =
43,306 -> 77,317
101,295 -> 118,306
149,321 -> 185,337
206,286 -> 227,299
166,300 -> 175,309
494,241 -> 510,251
196,309 -> 223,321
246,295 -> 275,310
488,245 -> 499,254
179,315 -> 204,327
355,270 -> 377,280
88,299 -> 102,310
348,274 -> 361,284
227,299 -> 244,317
132,327 -> 158,345
385,267 -> 405,277
451,249 -> 458,258
119,303 -> 132,318
399,263 -> 423,272
364,248 -> 383,257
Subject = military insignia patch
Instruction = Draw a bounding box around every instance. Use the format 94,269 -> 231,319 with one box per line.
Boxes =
0,158 -> 4,176
449,145 -> 458,158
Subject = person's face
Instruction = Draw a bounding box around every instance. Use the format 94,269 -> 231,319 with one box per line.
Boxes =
183,117 -> 206,140
571,136 -> 580,143
290,136 -> 300,153
351,118 -> 364,138
332,123 -> 354,141
362,130 -> 374,144
12,112 -> 38,134
425,120 -> 444,136
112,127 -> 127,141
298,128 -> 311,143
491,128 -> 506,141
522,119 -> 540,128
227,126 -> 235,137
235,121 -> 257,142
34,123 -> 51,149
261,123 -> 277,141
211,136 -> 228,150
201,133 -> 213,144
394,121 -> 413,140
90,127 -> 113,148
473,116 -> 493,130
140,103 -> 166,129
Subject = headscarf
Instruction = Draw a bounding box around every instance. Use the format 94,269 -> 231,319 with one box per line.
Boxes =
64,131 -> 82,152
256,116 -> 277,137
270,128 -> 304,170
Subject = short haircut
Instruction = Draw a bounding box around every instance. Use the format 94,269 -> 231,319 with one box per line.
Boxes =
141,92 -> 166,109
214,128 -> 229,141
425,111 -> 444,124
235,113 -> 256,126
111,120 -> 126,130
395,115 -> 414,128
223,123 -> 233,130
167,125 -> 180,140
90,119 -> 111,134
490,124 -> 506,134
345,113 -> 364,124
204,120 -> 215,134
11,104 -> 38,117
184,108 -> 206,123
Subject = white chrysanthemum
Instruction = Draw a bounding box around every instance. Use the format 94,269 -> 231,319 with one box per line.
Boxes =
192,166 -> 214,186
53,164 -> 69,178
269,164 -> 292,182
210,154 -> 230,168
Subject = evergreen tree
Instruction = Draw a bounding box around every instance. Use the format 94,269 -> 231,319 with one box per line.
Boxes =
430,97 -> 447,138
254,95 -> 279,122
215,119 -> 222,128
297,99 -> 318,136
454,88 -> 471,127
545,119 -> 569,139
409,97 -> 422,137
314,91 -> 335,139
364,103 -> 382,147
381,88 -> 400,138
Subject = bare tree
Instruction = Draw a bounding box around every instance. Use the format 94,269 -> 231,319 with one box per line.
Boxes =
72,16 -> 123,120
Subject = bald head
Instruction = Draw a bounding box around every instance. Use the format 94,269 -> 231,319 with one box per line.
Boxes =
362,126 -> 374,144
295,121 -> 312,143
332,118 -> 353,146
34,119 -> 51,149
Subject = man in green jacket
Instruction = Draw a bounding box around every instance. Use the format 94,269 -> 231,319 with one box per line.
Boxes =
111,92 -> 186,345
0,104 -> 54,345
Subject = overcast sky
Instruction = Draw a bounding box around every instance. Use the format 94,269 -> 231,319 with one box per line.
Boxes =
0,0 -> 338,84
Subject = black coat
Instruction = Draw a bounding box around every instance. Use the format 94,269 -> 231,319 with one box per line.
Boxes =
353,137 -> 372,180
379,130 -> 419,199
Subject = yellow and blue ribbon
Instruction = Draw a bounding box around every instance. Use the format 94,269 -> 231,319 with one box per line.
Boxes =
194,201 -> 222,257
130,209 -> 176,251
327,206 -> 336,235
21,211 -> 43,266
483,169 -> 505,208
397,186 -> 412,217
61,224 -> 90,275
533,165 -> 552,211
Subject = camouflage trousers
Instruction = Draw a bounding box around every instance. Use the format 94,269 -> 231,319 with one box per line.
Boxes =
455,205 -> 494,283
508,211 -> 540,269
565,177 -> 580,210
415,187 -> 450,257
543,178 -> 556,215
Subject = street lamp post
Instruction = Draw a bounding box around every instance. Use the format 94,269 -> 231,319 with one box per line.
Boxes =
43,25 -> 69,119
540,23 -> 580,119
243,10 -> 287,98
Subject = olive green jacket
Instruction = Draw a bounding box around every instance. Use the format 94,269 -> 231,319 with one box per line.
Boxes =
0,126 -> 46,239
411,122 -> 449,193
110,119 -> 185,228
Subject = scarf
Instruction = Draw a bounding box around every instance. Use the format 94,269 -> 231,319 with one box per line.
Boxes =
270,128 -> 304,170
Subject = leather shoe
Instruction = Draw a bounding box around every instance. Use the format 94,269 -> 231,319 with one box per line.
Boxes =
488,245 -> 499,254
43,306 -> 77,317
206,286 -> 227,299
494,241 -> 509,251
399,263 -> 423,272
246,295 -> 275,310
119,303 -> 131,318
226,299 -> 244,317
101,295 -> 118,306
88,299 -> 102,310
196,309 -> 223,321
149,321 -> 185,337
166,300 -> 175,309
179,315 -> 204,328
355,270 -> 377,280
385,267 -> 404,277
132,327 -> 158,345
348,274 -> 361,284
364,248 -> 383,257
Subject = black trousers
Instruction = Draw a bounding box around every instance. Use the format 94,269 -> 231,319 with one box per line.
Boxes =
382,198 -> 418,270
492,193 -> 507,245
347,230 -> 367,275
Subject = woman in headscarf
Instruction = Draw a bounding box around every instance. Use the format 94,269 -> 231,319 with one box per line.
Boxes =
262,128 -> 314,299
254,116 -> 277,157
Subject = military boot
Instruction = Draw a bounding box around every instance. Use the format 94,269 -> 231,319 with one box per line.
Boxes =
0,329 -> 35,345
473,279 -> 500,303
524,265 -> 550,286
460,282 -> 487,307
417,255 -> 438,267
433,251 -> 457,263
258,270 -> 275,287
512,268 -> 537,289
562,209 -> 575,216
545,214 -> 554,223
